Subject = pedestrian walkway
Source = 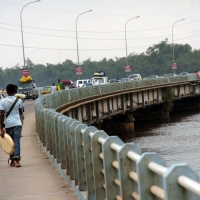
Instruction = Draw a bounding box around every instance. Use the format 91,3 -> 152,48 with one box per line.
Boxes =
0,101 -> 78,200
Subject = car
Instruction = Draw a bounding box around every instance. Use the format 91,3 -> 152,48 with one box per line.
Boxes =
143,75 -> 160,79
75,79 -> 88,88
162,74 -> 176,77
128,74 -> 142,80
108,79 -> 117,83
41,86 -> 55,95
179,72 -> 188,75
120,78 -> 130,82
61,80 -> 76,89
148,75 -> 160,79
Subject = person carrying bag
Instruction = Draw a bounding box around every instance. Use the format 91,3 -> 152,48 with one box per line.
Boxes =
0,84 -> 24,167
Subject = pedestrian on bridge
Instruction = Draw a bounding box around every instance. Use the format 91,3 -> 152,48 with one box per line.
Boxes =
0,84 -> 24,167
56,79 -> 63,90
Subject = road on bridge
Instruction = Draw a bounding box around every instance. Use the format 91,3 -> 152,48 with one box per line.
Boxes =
0,100 -> 78,200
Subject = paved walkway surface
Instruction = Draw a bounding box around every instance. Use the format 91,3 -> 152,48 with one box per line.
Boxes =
0,100 -> 78,200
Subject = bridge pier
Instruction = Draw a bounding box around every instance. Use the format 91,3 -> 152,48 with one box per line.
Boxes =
100,113 -> 135,134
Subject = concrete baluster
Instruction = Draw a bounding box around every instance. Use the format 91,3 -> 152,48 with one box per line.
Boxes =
102,136 -> 124,200
64,119 -> 77,178
118,143 -> 142,200
49,111 -> 57,155
74,124 -> 88,191
52,113 -> 62,159
163,163 -> 199,200
82,126 -> 99,200
69,121 -> 82,185
57,116 -> 67,163
136,153 -> 166,200
45,110 -> 53,151
60,117 -> 71,169
90,130 -> 108,200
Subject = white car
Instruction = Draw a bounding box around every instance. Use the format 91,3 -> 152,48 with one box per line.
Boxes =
128,74 -> 142,81
75,79 -> 88,88
120,78 -> 130,82
91,77 -> 108,85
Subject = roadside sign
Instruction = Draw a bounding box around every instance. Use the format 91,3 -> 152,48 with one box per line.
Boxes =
172,62 -> 177,69
124,65 -> 131,72
76,66 -> 82,75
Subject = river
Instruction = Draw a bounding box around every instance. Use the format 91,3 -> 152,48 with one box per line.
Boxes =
119,109 -> 200,177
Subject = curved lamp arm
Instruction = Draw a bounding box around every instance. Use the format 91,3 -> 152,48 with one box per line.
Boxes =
20,0 -> 41,68
75,9 -> 92,66
172,18 -> 185,62
125,16 -> 140,65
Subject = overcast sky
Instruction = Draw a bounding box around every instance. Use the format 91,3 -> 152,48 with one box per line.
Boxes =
0,0 -> 200,69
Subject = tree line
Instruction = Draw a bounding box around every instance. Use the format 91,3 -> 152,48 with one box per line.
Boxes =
0,39 -> 200,88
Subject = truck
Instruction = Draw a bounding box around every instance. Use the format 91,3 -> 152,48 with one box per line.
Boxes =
90,71 -> 108,85
18,68 -> 38,100
91,76 -> 108,85
18,80 -> 38,100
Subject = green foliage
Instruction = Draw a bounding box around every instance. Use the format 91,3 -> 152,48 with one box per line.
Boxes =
0,40 -> 200,88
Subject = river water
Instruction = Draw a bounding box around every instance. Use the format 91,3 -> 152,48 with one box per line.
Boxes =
119,110 -> 200,177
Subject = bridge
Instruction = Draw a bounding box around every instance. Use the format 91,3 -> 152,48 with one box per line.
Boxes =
1,75 -> 200,200
49,74 -> 200,133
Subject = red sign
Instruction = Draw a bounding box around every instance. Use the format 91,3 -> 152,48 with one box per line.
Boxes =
171,62 -> 177,69
76,66 -> 82,75
124,65 -> 131,72
21,68 -> 30,77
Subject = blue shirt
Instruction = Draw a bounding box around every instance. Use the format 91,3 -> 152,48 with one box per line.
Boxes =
0,96 -> 23,128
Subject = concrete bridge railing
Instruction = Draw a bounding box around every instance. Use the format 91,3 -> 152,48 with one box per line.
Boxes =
35,75 -> 200,200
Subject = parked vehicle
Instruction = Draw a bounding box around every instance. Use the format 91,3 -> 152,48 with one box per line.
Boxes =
18,80 -> 38,100
120,78 -> 130,82
128,74 -> 142,80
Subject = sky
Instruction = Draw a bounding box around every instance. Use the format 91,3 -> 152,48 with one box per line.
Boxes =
0,0 -> 200,69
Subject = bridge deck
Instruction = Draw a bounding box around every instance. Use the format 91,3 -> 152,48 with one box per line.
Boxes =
0,101 -> 78,200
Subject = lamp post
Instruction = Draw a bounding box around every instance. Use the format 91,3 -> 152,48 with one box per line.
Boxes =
172,18 -> 185,74
75,9 -> 92,79
125,16 -> 140,65
20,0 -> 41,69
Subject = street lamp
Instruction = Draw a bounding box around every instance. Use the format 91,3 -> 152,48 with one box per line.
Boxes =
125,16 -> 140,65
75,9 -> 92,79
172,18 -> 185,74
20,0 -> 41,68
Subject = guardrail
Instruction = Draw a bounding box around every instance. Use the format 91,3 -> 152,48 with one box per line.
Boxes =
35,74 -> 200,200
43,74 -> 199,110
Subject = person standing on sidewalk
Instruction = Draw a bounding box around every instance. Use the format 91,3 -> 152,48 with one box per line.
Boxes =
0,84 -> 24,167
56,79 -> 63,90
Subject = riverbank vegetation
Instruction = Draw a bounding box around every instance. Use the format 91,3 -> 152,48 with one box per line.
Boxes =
0,39 -> 200,87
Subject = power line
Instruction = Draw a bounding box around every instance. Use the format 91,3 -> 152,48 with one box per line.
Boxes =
1,19 -> 200,33
1,1 -> 200,17
0,39 -> 199,52
0,43 -> 152,51
0,22 -> 171,33
1,26 -> 200,41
